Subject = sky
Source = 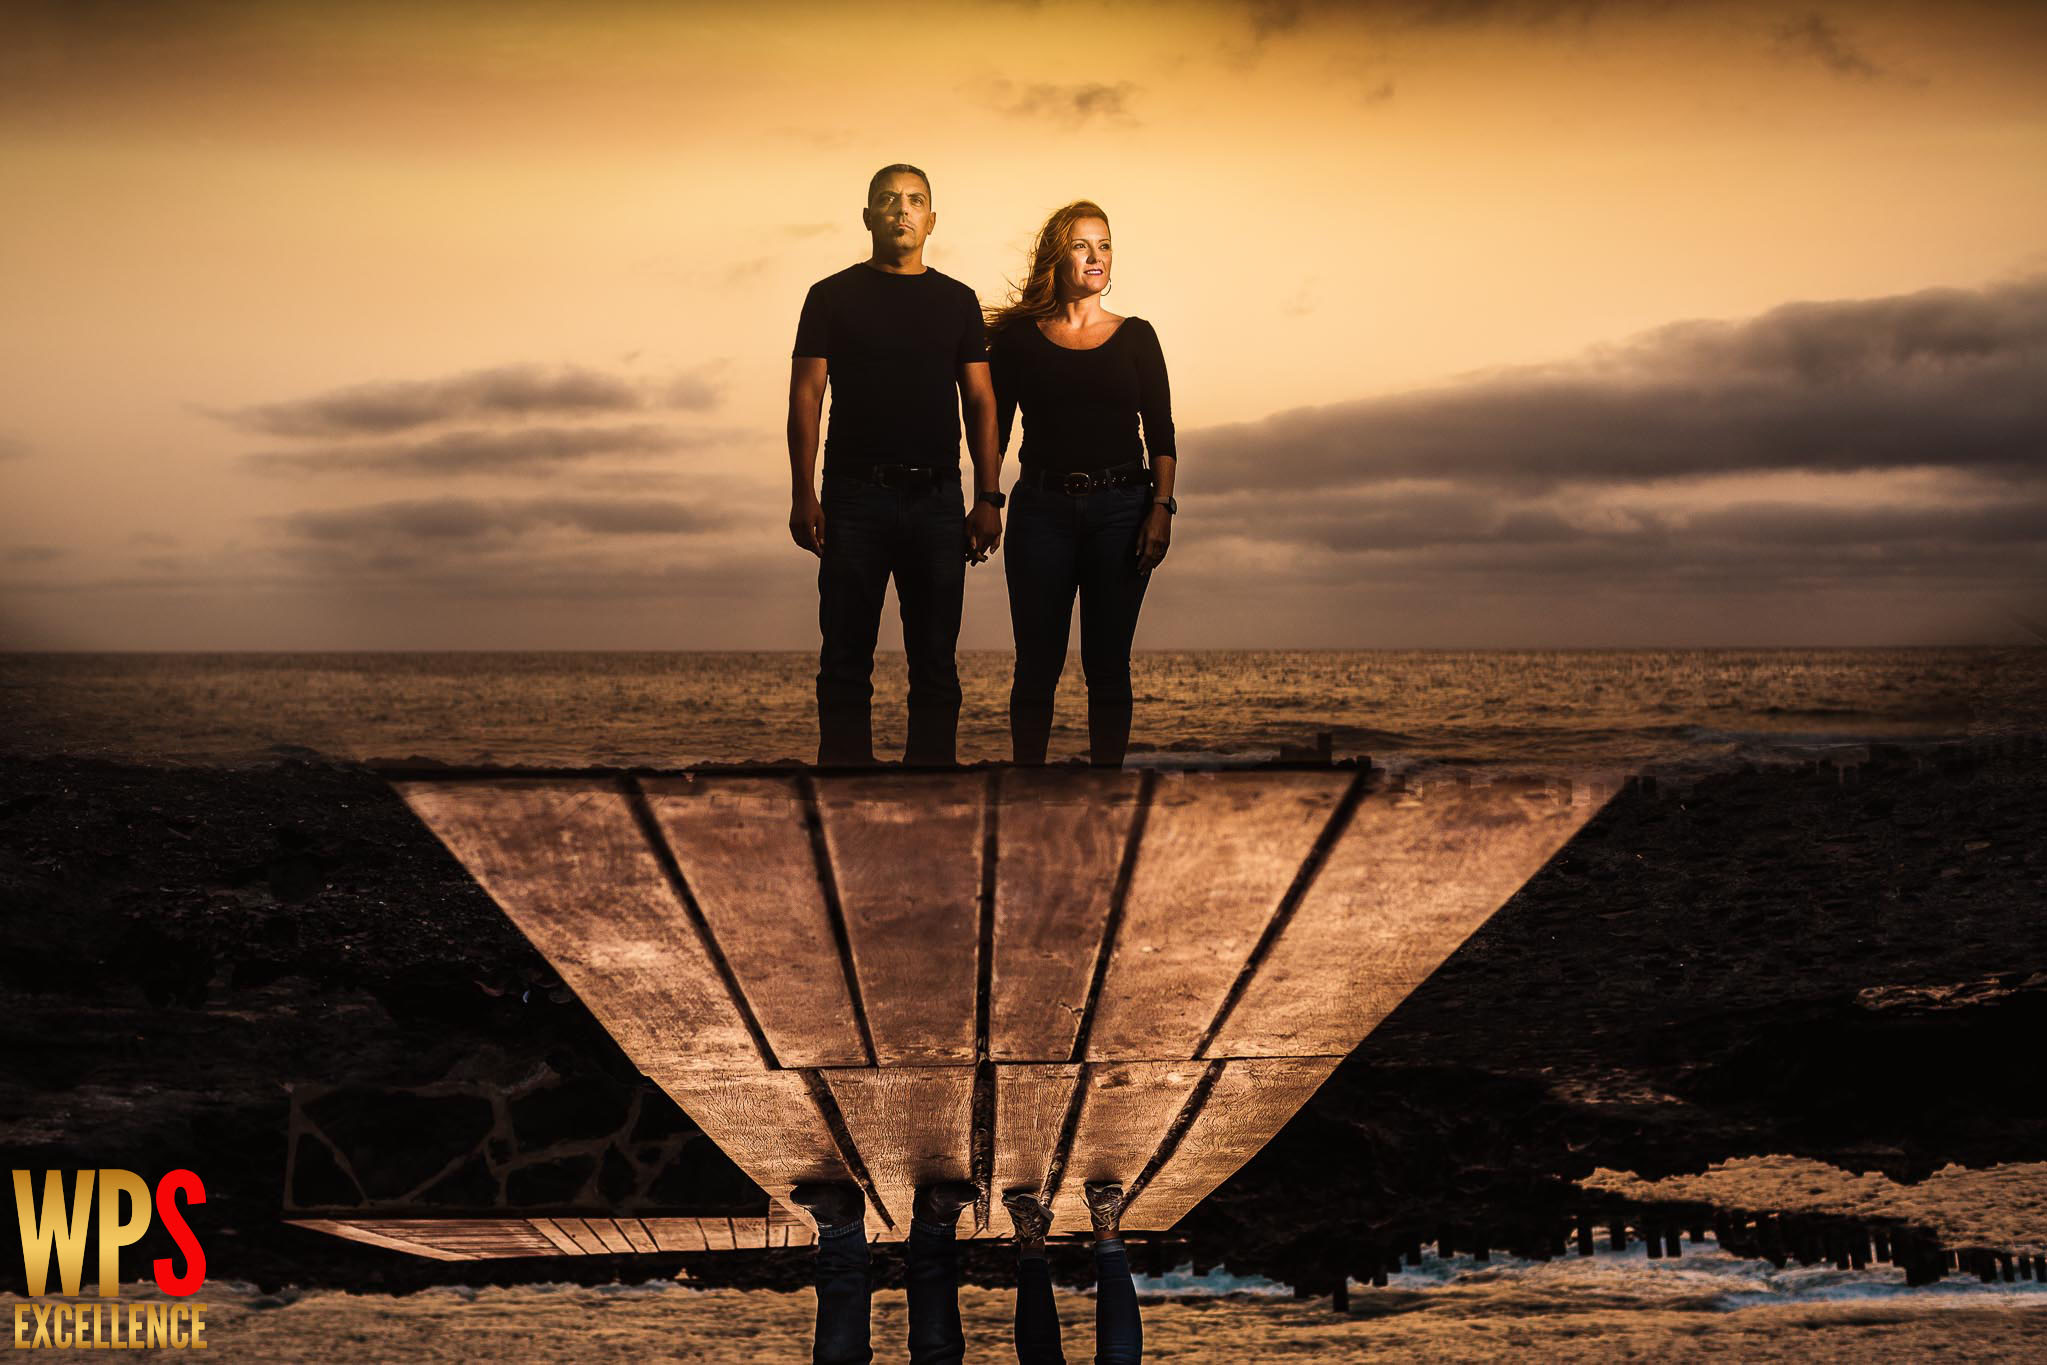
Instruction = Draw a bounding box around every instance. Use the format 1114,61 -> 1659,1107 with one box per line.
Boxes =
2,0 -> 2044,649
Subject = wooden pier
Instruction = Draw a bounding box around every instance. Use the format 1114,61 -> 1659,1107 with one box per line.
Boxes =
365,765 -> 1603,1249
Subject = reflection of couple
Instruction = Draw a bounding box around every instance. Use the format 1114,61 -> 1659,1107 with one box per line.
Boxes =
793,1177 -> 1142,1365
789,164 -> 1178,770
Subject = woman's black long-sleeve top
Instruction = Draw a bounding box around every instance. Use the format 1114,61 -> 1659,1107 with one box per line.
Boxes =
989,317 -> 1177,476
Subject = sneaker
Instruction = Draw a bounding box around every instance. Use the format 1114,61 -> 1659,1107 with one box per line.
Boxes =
912,1180 -> 979,1229
1002,1189 -> 1054,1245
790,1181 -> 865,1231
1083,1181 -> 1126,1238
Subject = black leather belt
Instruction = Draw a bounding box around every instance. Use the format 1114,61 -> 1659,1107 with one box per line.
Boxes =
1019,462 -> 1153,496
828,463 -> 957,490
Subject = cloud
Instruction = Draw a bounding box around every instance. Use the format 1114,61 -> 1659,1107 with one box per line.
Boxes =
0,434 -> 29,461
216,363 -> 722,438
982,80 -> 1139,124
244,422 -> 714,477
1188,277 -> 2047,495
1771,12 -> 1882,80
1,545 -> 66,565
283,495 -> 727,546
1164,277 -> 2047,627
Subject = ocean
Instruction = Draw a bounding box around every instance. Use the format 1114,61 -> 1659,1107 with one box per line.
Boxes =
2,647 -> 2042,771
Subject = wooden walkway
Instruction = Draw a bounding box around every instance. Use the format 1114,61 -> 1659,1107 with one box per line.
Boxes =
395,766 -> 1606,1244
289,1210 -> 818,1262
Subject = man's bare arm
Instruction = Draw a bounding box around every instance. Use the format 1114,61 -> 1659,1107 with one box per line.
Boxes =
959,360 -> 1002,561
788,357 -> 828,554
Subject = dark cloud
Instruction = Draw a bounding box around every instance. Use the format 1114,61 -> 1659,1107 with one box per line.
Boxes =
245,423 -> 702,477
1189,277 -> 2047,494
283,496 -> 726,546
216,363 -> 721,439
1170,276 -> 2047,628
1200,484 -> 2047,567
983,80 -> 1139,124
0,435 -> 29,461
1771,12 -> 1882,80
1,545 -> 66,565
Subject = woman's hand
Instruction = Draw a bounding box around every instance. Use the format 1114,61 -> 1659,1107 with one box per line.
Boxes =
1136,503 -> 1171,573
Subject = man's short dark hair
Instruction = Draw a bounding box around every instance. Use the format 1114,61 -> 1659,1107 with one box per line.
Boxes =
867,163 -> 932,206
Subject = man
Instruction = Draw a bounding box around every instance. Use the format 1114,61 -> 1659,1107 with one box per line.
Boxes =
788,163 -> 1004,767
794,1179 -> 978,1365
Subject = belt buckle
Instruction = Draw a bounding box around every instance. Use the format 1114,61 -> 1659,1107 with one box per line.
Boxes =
872,464 -> 903,489
1060,471 -> 1095,496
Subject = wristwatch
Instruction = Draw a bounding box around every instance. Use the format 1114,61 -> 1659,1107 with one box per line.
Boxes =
977,489 -> 1007,510
1154,496 -> 1178,516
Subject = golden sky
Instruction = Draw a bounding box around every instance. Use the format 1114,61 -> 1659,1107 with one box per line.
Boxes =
2,0 -> 2044,648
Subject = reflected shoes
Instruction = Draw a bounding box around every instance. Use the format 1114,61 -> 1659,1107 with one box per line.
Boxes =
790,1181 -> 865,1233
1083,1181 -> 1126,1239
1002,1189 -> 1054,1249
912,1180 -> 979,1230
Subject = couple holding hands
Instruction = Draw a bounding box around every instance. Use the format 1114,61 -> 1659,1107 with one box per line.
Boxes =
788,164 -> 1178,771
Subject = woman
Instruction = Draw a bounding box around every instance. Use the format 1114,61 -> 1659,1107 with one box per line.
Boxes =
1004,1182 -> 1141,1364
987,200 -> 1177,767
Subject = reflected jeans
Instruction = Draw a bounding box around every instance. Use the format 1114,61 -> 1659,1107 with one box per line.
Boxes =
1014,1239 -> 1143,1364
1003,478 -> 1153,767
812,1219 -> 966,1365
815,473 -> 967,767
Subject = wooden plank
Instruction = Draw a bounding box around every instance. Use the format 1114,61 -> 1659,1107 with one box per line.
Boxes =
1048,1062 -> 1203,1236
1122,1058 -> 1340,1231
555,1217 -> 612,1255
1207,781 -> 1599,1057
699,1218 -> 737,1251
642,1217 -> 708,1253
530,1218 -> 587,1256
397,780 -> 759,1074
643,776 -> 867,1068
656,1070 -> 846,1227
990,772 -> 1138,1062
1087,771 -> 1353,1061
992,1064 -> 1082,1206
824,1067 -> 976,1239
815,773 -> 984,1066
285,1219 -> 473,1262
618,1218 -> 659,1254
585,1218 -> 636,1255
730,1214 -> 769,1249
768,1201 -> 819,1248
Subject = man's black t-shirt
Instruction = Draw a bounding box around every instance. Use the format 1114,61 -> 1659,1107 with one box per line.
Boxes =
793,263 -> 987,474
989,317 -> 1176,475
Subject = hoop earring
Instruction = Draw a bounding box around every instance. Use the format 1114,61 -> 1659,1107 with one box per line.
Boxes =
1103,280 -> 1114,297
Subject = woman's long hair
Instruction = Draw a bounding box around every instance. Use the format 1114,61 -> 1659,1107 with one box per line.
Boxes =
984,200 -> 1111,335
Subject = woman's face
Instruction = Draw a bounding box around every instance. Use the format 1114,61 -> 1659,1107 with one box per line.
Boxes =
1055,217 -> 1112,300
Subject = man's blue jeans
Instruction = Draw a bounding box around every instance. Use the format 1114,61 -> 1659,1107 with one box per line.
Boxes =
812,1219 -> 966,1365
816,474 -> 967,767
1014,1239 -> 1143,1364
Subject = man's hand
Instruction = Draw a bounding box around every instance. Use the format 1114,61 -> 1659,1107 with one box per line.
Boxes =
1135,504 -> 1171,573
790,495 -> 825,555
966,502 -> 1002,564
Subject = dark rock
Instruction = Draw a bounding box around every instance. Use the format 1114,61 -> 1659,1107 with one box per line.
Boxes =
504,1156 -> 596,1206
509,1074 -> 634,1146
290,1134 -> 363,1209
418,1152 -> 500,1208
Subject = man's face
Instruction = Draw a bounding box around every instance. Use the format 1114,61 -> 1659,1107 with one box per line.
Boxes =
863,172 -> 935,254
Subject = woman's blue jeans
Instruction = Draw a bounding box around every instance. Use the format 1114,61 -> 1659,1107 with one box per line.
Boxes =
1003,478 -> 1153,767
1014,1239 -> 1144,1364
